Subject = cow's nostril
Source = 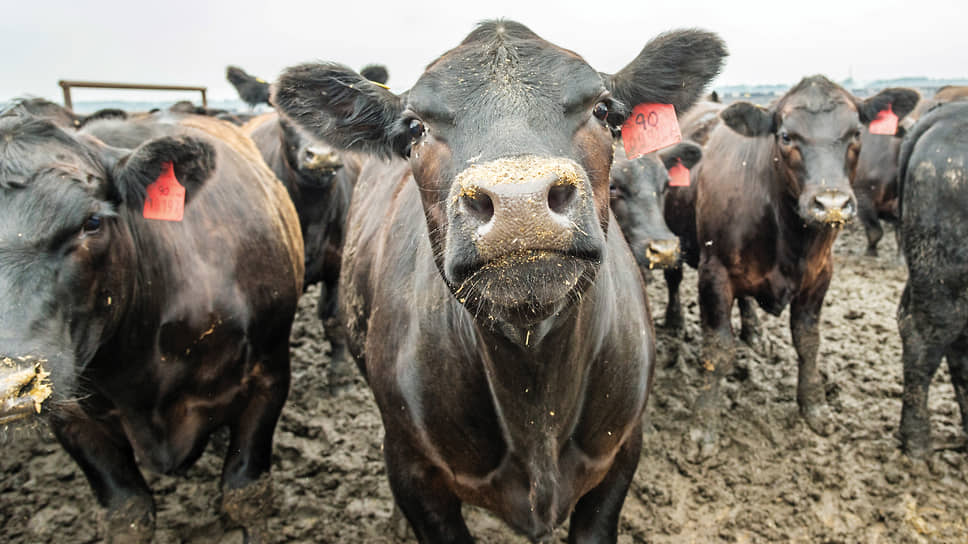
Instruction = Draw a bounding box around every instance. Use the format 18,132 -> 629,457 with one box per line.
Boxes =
547,184 -> 576,215
462,191 -> 494,224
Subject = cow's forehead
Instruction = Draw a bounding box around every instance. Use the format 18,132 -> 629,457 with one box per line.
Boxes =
779,79 -> 859,136
407,29 -> 606,118
1,115 -> 104,187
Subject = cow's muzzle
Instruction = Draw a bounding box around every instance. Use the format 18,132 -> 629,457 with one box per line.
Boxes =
645,238 -> 681,269
0,356 -> 52,425
809,190 -> 856,226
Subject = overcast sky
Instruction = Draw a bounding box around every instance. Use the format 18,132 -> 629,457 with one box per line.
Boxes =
2,0 -> 965,105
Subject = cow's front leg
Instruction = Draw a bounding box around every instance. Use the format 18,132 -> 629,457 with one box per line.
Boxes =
662,265 -> 684,332
568,429 -> 642,543
220,343 -> 290,543
384,429 -> 473,544
689,258 -> 736,461
51,404 -> 155,544
790,268 -> 835,436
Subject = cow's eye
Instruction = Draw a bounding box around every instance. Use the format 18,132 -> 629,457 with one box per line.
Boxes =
593,102 -> 609,121
408,119 -> 425,140
82,215 -> 102,234
779,131 -> 793,145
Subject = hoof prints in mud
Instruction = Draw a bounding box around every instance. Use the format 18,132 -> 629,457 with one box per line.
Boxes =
2,223 -> 967,543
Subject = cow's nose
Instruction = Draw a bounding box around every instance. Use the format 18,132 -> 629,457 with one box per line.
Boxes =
645,238 -> 680,269
303,147 -> 343,171
812,190 -> 855,224
459,169 -> 583,257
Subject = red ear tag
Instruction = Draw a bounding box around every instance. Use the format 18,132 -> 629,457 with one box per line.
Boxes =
868,104 -> 898,136
668,159 -> 690,187
143,161 -> 185,221
621,103 -> 681,159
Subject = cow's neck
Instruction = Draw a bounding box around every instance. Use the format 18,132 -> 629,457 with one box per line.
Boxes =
471,282 -> 605,455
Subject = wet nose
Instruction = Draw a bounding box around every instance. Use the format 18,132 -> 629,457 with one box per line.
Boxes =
459,169 -> 585,258
645,238 -> 680,269
812,190 -> 855,224
0,356 -> 52,424
303,147 -> 343,171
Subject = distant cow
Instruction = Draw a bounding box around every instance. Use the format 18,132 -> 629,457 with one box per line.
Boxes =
687,76 -> 918,459
609,142 -> 701,278
244,112 -> 359,367
273,20 -> 726,542
852,127 -> 907,256
896,101 -> 968,458
5,97 -> 82,128
0,108 -> 303,541
226,65 -> 271,109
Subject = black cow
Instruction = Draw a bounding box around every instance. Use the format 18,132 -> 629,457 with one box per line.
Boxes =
0,108 -> 304,541
852,127 -> 908,256
896,101 -> 968,458
273,20 -> 726,542
226,65 -> 271,109
609,142 -> 701,278
5,97 -> 82,128
244,112 -> 359,371
687,76 -> 918,459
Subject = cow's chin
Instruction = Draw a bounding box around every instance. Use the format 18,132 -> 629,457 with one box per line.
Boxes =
451,250 -> 597,327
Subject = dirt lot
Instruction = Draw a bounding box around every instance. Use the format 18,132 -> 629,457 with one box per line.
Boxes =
2,222 -> 967,543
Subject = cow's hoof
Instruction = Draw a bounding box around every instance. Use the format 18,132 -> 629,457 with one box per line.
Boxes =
801,403 -> 836,436
222,474 -> 274,541
739,329 -> 764,351
865,246 -> 879,258
685,426 -> 720,463
101,495 -> 155,544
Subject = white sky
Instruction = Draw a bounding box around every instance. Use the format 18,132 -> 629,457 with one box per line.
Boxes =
2,0 -> 965,104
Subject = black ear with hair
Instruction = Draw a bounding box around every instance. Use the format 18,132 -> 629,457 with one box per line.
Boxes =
359,64 -> 390,86
607,29 -> 728,126
721,102 -> 774,137
114,135 -> 216,210
859,88 -> 921,125
659,141 -> 702,170
272,62 -> 406,158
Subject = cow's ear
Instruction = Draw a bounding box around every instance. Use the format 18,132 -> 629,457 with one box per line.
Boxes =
721,102 -> 774,137
858,88 -> 920,125
114,135 -> 216,209
607,29 -> 727,122
659,141 -> 702,170
272,62 -> 406,158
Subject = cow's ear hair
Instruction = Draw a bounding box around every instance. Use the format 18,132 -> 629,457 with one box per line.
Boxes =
607,29 -> 727,119
721,102 -> 774,137
858,88 -> 921,125
272,62 -> 406,158
114,135 -> 216,209
659,141 -> 702,170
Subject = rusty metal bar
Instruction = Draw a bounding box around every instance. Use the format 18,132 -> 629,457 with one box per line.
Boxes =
58,80 -> 208,110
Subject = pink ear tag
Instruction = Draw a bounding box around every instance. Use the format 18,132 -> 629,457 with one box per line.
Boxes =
621,103 -> 681,159
143,161 -> 185,221
668,159 -> 690,187
868,104 -> 898,136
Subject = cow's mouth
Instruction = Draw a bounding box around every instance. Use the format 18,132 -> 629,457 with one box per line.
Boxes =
0,357 -> 52,425
452,249 -> 599,323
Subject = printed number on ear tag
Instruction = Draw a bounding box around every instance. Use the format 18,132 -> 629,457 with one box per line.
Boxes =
868,104 -> 899,136
143,161 -> 186,221
621,103 -> 681,159
668,159 -> 690,187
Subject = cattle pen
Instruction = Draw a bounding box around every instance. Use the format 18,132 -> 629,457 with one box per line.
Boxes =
57,80 -> 208,110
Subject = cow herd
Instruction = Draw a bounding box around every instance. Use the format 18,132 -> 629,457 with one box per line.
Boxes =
1,19 -> 967,543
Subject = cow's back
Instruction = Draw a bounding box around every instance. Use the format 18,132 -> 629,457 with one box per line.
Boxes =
899,103 -> 968,286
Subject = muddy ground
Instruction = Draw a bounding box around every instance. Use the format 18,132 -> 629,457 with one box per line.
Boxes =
2,222 -> 967,543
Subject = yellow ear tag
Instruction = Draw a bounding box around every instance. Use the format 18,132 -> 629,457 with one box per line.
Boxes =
255,78 -> 267,84
370,81 -> 390,90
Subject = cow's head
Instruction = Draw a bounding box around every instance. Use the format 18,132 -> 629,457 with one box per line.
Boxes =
0,106 -> 215,426
273,20 -> 726,326
720,76 -> 919,227
279,119 -> 344,189
610,142 -> 701,270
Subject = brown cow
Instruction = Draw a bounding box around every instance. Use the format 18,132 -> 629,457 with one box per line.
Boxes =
687,76 -> 918,459
0,108 -> 303,542
273,20 -> 726,542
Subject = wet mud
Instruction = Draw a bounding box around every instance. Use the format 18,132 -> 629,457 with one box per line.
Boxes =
2,223 -> 967,543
